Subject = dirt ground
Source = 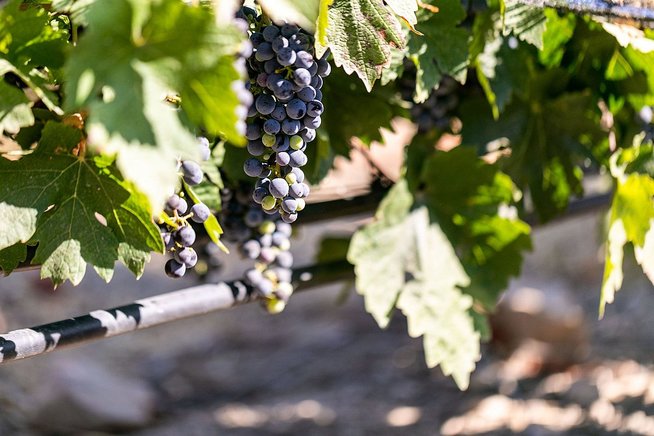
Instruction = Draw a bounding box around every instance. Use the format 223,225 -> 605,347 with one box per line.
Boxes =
1,207 -> 654,435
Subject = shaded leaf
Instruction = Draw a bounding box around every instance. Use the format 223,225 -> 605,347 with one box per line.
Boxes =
407,0 -> 469,102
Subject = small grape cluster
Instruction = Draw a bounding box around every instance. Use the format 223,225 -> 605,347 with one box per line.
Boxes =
399,62 -> 459,133
218,182 -> 295,312
160,138 -> 213,278
241,14 -> 330,223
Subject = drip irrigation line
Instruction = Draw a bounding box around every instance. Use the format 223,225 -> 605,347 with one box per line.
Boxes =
0,260 -> 354,364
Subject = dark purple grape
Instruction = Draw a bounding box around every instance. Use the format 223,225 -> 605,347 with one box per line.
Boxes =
175,247 -> 198,268
289,150 -> 307,167
174,225 -> 196,246
293,69 -> 312,87
289,183 -> 304,198
244,158 -> 264,177
272,135 -> 290,152
295,51 -> 314,69
276,152 -> 291,166
303,116 -> 321,129
255,42 -> 274,61
271,104 -> 287,121
165,259 -> 186,278
286,99 -> 307,119
262,25 -> 280,42
299,128 -> 316,142
246,123 -> 261,140
263,119 -> 281,135
276,47 -> 297,66
181,160 -> 203,185
281,197 -> 298,214
307,100 -> 324,117
281,119 -> 301,135
318,59 -> 331,77
272,36 -> 289,52
191,203 -> 211,223
297,86 -> 316,102
280,211 -> 298,223
255,94 -> 276,115
247,139 -> 265,156
269,178 -> 289,198
252,187 -> 268,204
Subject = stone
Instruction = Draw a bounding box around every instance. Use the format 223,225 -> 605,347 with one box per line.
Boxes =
30,359 -> 156,432
491,281 -> 589,372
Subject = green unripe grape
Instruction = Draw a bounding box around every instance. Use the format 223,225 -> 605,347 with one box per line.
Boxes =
285,173 -> 298,184
289,135 -> 303,150
261,196 -> 276,210
266,297 -> 286,314
259,220 -> 276,234
295,198 -> 306,211
262,134 -> 276,147
277,239 -> 291,251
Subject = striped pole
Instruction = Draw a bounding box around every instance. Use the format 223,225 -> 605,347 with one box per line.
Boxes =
0,261 -> 354,364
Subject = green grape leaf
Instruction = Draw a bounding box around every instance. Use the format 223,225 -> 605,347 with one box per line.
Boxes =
0,122 -> 164,285
0,243 -> 27,275
258,0 -> 320,31
407,0 -> 469,102
601,172 -> 654,317
538,11 -> 575,68
420,147 -> 532,308
192,182 -> 221,211
0,81 -> 34,134
0,0 -> 69,114
321,67 -> 404,156
348,180 -> 480,389
502,0 -> 546,49
461,78 -> 605,221
316,0 -> 406,91
64,0 -> 245,210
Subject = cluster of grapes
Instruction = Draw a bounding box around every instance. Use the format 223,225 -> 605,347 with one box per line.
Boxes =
160,138 -> 213,278
217,183 -> 294,312
398,62 -> 459,133
241,13 -> 330,223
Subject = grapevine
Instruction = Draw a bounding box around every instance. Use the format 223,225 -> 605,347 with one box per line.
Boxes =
1,0 -> 654,390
